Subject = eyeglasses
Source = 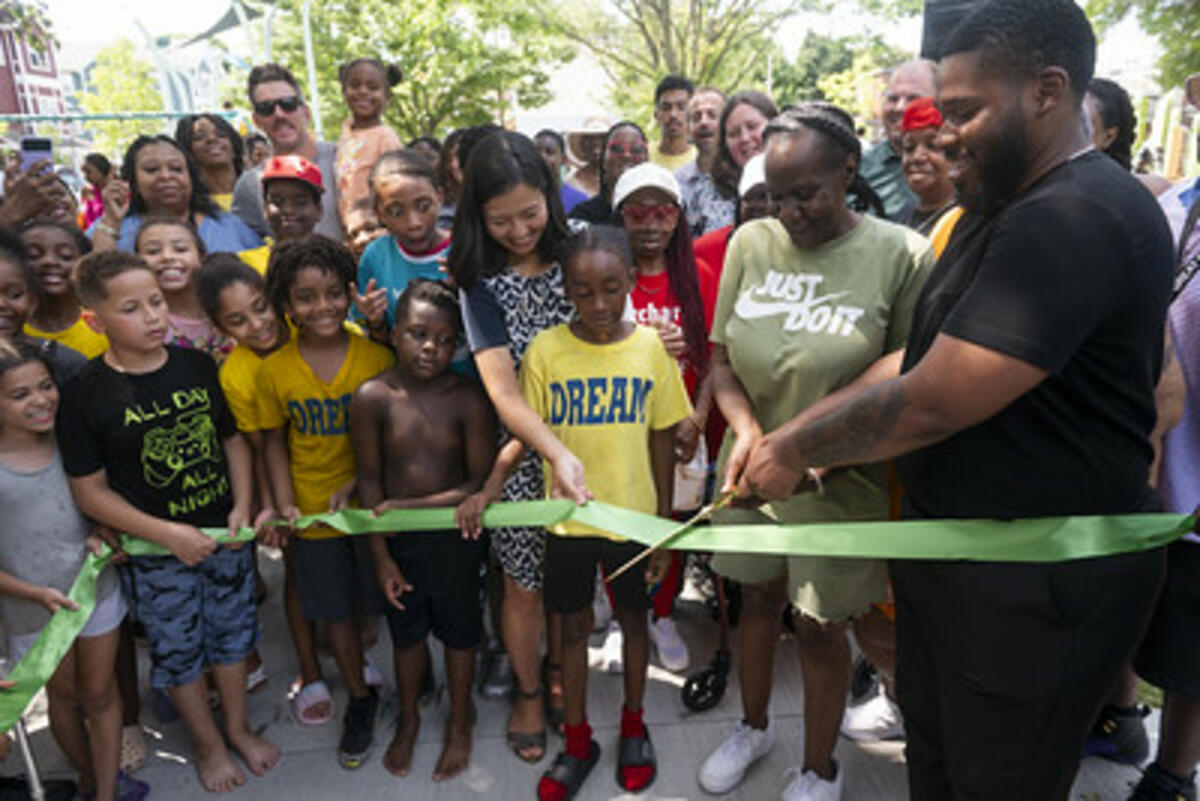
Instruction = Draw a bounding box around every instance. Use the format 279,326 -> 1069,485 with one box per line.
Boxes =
253,95 -> 303,116
607,143 -> 648,159
621,203 -> 679,224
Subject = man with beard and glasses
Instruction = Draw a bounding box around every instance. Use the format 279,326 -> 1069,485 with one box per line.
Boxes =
727,0 -> 1176,798
231,63 -> 346,242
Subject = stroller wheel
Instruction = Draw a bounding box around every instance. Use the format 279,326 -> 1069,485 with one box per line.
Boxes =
682,649 -> 732,712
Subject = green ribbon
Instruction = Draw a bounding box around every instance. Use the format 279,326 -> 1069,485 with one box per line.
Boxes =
0,500 -> 1190,733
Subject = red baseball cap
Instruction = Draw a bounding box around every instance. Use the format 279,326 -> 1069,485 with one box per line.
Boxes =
261,155 -> 324,194
902,97 -> 943,133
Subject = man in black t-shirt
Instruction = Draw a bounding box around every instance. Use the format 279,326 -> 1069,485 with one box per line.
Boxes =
729,0 -> 1175,798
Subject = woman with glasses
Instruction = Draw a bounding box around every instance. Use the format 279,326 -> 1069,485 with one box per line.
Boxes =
697,104 -> 931,801
568,122 -> 649,225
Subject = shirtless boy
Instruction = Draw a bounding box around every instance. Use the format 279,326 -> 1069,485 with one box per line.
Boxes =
350,278 -> 498,782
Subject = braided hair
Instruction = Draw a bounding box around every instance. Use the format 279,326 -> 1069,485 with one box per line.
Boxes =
764,103 -> 886,217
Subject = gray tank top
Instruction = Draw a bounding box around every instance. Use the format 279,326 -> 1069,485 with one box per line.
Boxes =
0,451 -> 118,637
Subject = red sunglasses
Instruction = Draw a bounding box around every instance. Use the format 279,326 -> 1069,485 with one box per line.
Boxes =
621,203 -> 679,224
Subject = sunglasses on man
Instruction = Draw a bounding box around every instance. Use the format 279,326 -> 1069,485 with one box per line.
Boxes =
254,95 -> 303,116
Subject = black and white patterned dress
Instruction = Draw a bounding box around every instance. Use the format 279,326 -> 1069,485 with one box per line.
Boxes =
467,263 -> 576,590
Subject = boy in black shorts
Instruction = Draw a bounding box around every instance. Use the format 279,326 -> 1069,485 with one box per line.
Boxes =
350,279 -> 498,782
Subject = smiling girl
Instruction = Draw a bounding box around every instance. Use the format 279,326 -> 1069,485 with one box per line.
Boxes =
135,217 -> 232,361
335,58 -> 403,235
20,221 -> 109,358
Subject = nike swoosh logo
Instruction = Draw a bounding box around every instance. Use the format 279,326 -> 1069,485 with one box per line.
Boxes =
734,288 -> 850,319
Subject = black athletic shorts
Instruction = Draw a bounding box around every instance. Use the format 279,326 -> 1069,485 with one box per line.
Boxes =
543,534 -> 653,615
383,531 -> 486,650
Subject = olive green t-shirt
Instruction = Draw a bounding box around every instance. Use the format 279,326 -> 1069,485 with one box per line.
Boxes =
711,215 -> 933,524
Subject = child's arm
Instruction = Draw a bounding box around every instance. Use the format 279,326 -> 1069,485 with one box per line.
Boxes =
221,432 -> 254,540
675,371 -> 714,463
261,426 -> 298,546
456,436 -> 525,539
243,430 -> 278,528
475,347 -> 590,503
0,571 -> 79,614
347,383 -> 411,608
68,471 -> 217,566
646,426 -> 677,584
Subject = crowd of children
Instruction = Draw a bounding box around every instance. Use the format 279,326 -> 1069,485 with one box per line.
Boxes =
2,4 -> 1200,797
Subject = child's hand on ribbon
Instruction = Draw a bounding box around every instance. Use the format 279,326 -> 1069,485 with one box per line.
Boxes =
225,506 -> 252,549
88,525 -> 127,563
455,491 -> 493,540
35,587 -> 79,615
328,478 -> 356,513
168,523 -> 218,567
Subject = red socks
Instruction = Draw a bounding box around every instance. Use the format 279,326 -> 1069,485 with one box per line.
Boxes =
619,706 -> 654,791
537,721 -> 593,801
565,721 -> 593,760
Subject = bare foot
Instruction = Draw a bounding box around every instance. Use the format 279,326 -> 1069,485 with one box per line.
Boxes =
383,715 -> 420,777
196,744 -> 246,793
433,717 -> 473,782
229,730 -> 281,776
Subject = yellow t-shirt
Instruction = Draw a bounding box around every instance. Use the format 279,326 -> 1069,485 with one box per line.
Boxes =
219,343 -> 265,432
24,318 -> 108,359
521,324 -> 692,538
239,244 -> 272,276
211,192 -> 234,212
650,143 -> 697,172
257,332 -> 395,538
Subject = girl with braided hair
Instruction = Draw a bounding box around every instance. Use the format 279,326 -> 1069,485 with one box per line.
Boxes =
697,102 -> 934,801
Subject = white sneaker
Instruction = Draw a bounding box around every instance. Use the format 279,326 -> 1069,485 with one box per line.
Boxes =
592,568 -> 612,632
648,613 -> 689,672
781,762 -> 843,801
600,621 -> 624,673
841,690 -> 904,741
698,720 -> 776,794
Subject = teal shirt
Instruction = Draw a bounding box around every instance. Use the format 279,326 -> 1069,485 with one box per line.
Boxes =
860,140 -> 916,221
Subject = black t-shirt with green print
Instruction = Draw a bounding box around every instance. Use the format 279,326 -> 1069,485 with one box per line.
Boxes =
56,346 -> 238,528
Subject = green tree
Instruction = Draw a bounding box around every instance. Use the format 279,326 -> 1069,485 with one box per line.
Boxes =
1086,0 -> 1200,88
78,40 -> 165,159
268,0 -> 573,140
538,0 -> 797,125
2,1 -> 57,55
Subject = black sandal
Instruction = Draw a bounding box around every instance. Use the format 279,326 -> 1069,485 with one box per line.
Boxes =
540,740 -> 600,800
616,728 -> 657,791
506,683 -> 546,763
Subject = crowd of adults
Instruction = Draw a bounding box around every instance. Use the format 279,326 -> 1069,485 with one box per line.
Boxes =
0,0 -> 1198,798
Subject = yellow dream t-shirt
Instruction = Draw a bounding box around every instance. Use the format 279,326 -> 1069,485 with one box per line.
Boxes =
521,324 -> 692,539
256,332 -> 395,538
219,343 -> 265,432
24,318 -> 108,359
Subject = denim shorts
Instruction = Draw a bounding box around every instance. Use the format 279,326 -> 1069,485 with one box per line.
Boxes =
129,546 -> 257,689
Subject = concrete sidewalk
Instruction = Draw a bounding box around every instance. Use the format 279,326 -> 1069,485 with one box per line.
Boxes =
4,547 -> 1154,800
